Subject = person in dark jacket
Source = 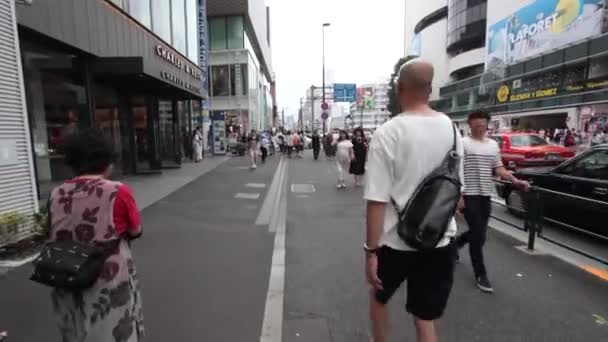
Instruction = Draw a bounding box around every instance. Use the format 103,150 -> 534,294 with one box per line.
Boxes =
312,130 -> 321,160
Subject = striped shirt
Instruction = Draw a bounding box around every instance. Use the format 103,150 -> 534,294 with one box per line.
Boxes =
462,137 -> 503,196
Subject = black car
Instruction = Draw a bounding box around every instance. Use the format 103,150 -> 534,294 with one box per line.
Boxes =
498,144 -> 608,239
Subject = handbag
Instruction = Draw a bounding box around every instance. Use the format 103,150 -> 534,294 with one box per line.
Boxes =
30,239 -> 120,291
391,124 -> 461,250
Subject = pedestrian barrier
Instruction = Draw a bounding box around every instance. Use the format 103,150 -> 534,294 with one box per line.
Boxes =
492,180 -> 608,266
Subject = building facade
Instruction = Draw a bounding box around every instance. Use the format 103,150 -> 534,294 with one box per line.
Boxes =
207,0 -> 275,134
16,0 -> 207,200
405,0 -> 608,139
0,0 -> 39,244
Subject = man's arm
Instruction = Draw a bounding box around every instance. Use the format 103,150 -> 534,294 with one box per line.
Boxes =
495,166 -> 530,191
366,201 -> 386,249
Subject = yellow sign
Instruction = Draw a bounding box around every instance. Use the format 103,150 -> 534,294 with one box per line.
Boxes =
497,85 -> 510,103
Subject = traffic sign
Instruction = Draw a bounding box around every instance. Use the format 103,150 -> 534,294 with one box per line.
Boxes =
321,102 -> 329,110
321,112 -> 329,120
333,83 -> 357,103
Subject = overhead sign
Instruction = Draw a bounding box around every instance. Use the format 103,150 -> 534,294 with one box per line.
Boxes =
333,83 -> 357,103
486,0 -> 607,71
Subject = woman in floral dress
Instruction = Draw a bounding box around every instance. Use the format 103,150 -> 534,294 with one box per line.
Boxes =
47,129 -> 144,342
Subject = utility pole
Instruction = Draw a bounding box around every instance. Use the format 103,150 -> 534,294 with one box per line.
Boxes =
310,85 -> 315,132
360,104 -> 364,129
281,108 -> 285,132
322,23 -> 330,135
299,97 -> 304,133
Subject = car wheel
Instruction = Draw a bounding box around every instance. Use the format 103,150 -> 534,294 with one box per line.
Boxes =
506,190 -> 525,217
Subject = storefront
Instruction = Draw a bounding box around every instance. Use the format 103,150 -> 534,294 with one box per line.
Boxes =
16,0 -> 205,198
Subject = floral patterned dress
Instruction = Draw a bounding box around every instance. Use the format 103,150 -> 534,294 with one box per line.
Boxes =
48,179 -> 144,342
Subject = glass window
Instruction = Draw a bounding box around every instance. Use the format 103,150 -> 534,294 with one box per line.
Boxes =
128,0 -> 151,28
510,135 -> 548,147
21,41 -> 88,198
171,0 -> 187,54
209,17 -> 227,50
230,64 -> 237,96
227,16 -> 244,49
240,63 -> 248,95
151,0 -> 172,43
186,0 -> 198,63
560,150 -> 608,180
211,65 -> 229,96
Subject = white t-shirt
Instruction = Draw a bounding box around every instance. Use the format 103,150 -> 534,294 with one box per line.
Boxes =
336,140 -> 353,162
364,113 -> 464,251
462,137 -> 502,197
285,135 -> 294,146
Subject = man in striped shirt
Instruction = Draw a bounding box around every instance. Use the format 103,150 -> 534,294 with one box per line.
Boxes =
456,111 -> 529,293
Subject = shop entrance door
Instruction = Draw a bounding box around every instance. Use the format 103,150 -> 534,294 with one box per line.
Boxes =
131,96 -> 161,173
158,99 -> 180,167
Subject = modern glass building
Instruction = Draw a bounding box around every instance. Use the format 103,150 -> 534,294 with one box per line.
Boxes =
207,0 -> 276,134
16,0 -> 208,199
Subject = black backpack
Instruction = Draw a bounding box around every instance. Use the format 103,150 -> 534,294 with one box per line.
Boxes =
391,124 -> 461,250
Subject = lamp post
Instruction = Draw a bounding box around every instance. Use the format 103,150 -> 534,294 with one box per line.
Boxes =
322,22 -> 330,135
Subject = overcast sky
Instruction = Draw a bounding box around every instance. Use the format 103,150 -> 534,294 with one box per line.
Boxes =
268,0 -> 406,118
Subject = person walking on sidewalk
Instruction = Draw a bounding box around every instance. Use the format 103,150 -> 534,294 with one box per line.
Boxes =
364,59 -> 463,342
248,130 -> 259,169
334,130 -> 354,189
456,110 -> 529,293
192,126 -> 204,162
312,130 -> 321,160
260,131 -> 270,164
45,129 -> 144,342
350,127 -> 368,187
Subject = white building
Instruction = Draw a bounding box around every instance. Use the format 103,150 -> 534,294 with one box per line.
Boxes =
207,0 -> 275,132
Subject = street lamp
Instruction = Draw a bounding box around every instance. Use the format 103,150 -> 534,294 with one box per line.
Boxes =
322,22 -> 330,135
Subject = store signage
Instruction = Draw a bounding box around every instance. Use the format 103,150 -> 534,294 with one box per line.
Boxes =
198,0 -> 210,92
160,71 -> 201,94
496,75 -> 608,104
155,45 -> 202,81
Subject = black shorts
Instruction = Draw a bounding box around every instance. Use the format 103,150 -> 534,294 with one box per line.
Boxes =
375,244 -> 457,321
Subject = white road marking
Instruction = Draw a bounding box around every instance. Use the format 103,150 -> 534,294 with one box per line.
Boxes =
260,159 -> 288,342
235,193 -> 261,200
291,184 -> 316,193
247,183 -> 267,188
256,159 -> 286,226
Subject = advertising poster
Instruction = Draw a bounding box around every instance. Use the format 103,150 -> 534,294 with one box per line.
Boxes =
210,112 -> 226,155
486,0 -> 607,71
408,33 -> 422,57
356,87 -> 375,109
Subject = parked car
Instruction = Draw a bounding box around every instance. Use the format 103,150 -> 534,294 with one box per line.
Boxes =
498,144 -> 608,239
490,132 -> 575,170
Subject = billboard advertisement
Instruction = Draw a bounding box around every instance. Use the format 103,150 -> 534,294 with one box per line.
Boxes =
357,87 -> 375,109
408,33 -> 422,57
486,0 -> 607,71
198,0 -> 210,94
333,83 -> 357,102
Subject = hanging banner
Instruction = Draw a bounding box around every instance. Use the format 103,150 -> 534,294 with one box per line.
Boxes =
198,0 -> 210,94
486,0 -> 607,71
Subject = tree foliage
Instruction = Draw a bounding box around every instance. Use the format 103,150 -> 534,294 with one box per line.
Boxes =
387,56 -> 417,117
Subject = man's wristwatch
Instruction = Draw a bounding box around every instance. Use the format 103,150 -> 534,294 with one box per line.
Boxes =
363,242 -> 379,255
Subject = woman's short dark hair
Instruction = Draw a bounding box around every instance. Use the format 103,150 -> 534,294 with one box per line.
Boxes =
468,110 -> 491,122
64,128 -> 115,175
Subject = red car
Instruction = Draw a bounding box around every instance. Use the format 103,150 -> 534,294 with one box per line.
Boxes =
490,133 -> 576,169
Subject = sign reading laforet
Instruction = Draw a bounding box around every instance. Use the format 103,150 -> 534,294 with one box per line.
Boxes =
486,0 -> 607,71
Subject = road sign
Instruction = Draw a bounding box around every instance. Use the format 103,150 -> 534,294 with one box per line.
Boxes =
321,102 -> 329,110
333,83 -> 357,103
321,112 -> 329,120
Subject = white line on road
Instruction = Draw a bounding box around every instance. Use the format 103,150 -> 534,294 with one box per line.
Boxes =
255,159 -> 285,226
246,183 -> 267,188
260,158 -> 288,342
234,193 -> 261,200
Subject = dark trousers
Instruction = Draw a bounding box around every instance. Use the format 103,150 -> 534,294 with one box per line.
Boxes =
313,146 -> 320,160
458,195 -> 492,277
261,146 -> 268,163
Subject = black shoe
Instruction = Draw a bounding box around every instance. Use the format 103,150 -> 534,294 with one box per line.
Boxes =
476,275 -> 494,293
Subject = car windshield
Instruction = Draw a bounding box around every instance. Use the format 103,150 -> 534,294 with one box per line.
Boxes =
510,135 -> 547,147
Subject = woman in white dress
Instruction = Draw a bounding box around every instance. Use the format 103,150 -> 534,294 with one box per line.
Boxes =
192,126 -> 203,162
333,130 -> 354,189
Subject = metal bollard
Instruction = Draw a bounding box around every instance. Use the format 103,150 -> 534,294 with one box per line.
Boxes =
525,189 -> 542,251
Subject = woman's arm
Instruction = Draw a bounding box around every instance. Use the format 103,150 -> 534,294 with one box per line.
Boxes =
114,185 -> 143,240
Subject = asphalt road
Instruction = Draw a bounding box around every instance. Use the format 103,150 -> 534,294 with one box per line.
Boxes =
283,151 -> 608,342
1,152 -> 607,342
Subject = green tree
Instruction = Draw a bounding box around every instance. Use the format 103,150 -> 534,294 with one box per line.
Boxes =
387,56 -> 417,117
